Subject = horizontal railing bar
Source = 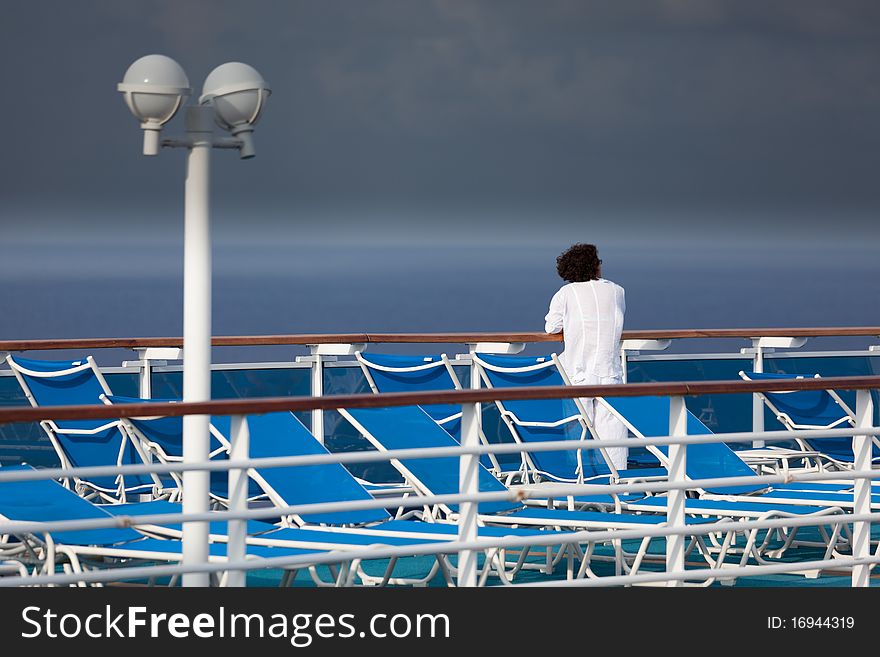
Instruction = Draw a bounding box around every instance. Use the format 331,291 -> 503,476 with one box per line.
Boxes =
11,552 -> 876,589
4,509 -> 877,588
0,348 -> 867,376
0,425 -> 869,484
2,326 -> 880,352
154,361 -> 313,372
513,555 -> 880,588
1,348 -> 868,377
2,375 -> 879,424
2,463 -> 879,540
630,350 -> 880,363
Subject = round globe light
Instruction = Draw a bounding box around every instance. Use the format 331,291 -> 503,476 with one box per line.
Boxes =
118,54 -> 191,155
200,62 -> 271,158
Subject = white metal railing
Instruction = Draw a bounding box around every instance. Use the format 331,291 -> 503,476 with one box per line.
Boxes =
0,394 -> 876,588
3,352 -> 874,474
4,336 -> 880,442
1,331 -> 879,588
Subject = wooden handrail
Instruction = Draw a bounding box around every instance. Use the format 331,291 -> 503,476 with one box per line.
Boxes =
2,375 -> 879,424
1,326 -> 880,352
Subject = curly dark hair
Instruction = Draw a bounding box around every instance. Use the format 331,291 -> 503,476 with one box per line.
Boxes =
556,243 -> 602,282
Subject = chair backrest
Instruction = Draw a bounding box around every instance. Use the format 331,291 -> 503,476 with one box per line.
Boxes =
356,352 -> 507,473
105,396 -> 293,502
105,395 -> 228,457
340,405 -> 521,515
474,353 -> 612,480
6,356 -> 154,494
599,395 -> 763,495
356,353 -> 462,434
0,465 -> 143,546
8,356 -> 110,406
216,411 -> 392,526
740,371 -> 864,462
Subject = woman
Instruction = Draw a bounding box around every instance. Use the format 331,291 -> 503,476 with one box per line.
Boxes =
544,243 -> 628,470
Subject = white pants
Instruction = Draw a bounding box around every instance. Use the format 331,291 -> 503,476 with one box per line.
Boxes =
576,375 -> 629,471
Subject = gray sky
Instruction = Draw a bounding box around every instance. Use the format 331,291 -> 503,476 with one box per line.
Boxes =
2,0 -> 880,245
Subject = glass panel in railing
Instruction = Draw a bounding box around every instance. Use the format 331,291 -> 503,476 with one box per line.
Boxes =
104,372 -> 139,398
764,355 -> 880,428
150,370 -> 181,399
0,372 -> 52,466
152,366 -> 312,425
628,357 -> 763,451
322,363 -> 401,483
0,370 -> 137,466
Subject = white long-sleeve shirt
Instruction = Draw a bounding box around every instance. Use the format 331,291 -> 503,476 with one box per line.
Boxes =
544,279 -> 626,384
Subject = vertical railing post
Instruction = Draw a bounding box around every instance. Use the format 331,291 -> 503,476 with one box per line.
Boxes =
311,353 -> 325,444
227,415 -> 250,587
296,349 -> 329,445
123,348 -> 182,502
750,340 -> 765,448
469,349 -> 483,436
124,347 -> 182,400
140,358 -> 153,399
457,364 -> 482,587
297,344 -> 365,445
745,337 -> 807,448
666,395 -> 688,586
852,389 -> 874,587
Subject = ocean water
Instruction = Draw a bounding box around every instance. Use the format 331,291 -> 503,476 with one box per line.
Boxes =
1,240 -> 878,360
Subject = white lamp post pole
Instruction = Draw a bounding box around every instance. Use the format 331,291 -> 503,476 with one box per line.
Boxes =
181,105 -> 214,587
120,55 -> 270,587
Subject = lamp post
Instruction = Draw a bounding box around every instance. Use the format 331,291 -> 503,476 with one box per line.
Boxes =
118,55 -> 270,587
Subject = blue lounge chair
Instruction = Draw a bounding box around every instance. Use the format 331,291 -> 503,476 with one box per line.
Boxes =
103,395 -> 266,503
472,353 -> 665,485
599,395 -> 878,510
740,371 -> 880,468
226,410 -> 595,583
106,499 -> 585,587
218,411 -> 397,527
102,499 -> 465,587
115,408 -> 579,585
0,466 -> 331,586
357,353 -> 464,434
356,352 -> 502,474
5,356 -> 164,501
338,404 -> 755,580
342,403 -> 851,575
616,494 -> 846,570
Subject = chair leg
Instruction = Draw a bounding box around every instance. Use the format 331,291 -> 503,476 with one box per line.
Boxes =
280,569 -> 297,587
